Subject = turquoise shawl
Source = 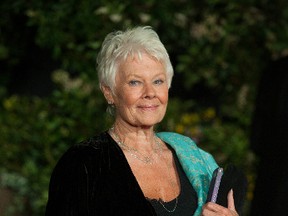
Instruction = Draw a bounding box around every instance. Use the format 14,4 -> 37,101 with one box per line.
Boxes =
156,132 -> 218,216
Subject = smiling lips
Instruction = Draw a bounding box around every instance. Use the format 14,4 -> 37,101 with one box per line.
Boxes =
137,105 -> 159,111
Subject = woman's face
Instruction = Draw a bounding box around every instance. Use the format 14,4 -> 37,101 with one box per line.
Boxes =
108,53 -> 169,128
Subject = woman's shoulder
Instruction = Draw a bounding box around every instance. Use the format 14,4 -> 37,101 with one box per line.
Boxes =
157,131 -> 217,169
54,132 -> 114,169
75,131 -> 112,150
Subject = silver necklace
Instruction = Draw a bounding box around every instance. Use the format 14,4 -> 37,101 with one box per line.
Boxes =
109,127 -> 178,212
109,127 -> 162,164
158,196 -> 178,213
156,154 -> 179,213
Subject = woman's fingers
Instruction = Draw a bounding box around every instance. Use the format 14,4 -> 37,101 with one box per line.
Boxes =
227,189 -> 236,210
201,190 -> 239,216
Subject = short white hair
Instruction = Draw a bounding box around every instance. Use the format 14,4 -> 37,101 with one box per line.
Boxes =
96,26 -> 174,91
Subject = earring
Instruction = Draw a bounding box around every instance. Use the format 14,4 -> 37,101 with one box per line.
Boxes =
107,100 -> 115,108
106,101 -> 115,116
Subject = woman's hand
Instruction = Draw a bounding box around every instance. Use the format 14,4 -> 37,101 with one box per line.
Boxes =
201,190 -> 239,216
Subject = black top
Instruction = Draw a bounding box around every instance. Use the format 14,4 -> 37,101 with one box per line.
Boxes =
148,147 -> 198,215
46,132 -> 156,216
45,132 -> 198,216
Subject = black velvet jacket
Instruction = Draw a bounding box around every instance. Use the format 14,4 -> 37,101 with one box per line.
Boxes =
45,132 -> 157,216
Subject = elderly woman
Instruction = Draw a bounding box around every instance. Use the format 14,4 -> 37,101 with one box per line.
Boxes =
45,26 -> 239,216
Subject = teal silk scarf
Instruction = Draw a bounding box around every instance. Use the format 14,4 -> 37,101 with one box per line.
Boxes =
156,132 -> 218,216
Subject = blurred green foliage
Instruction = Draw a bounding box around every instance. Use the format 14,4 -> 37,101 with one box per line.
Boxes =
1,0 -> 288,215
0,71 -> 110,215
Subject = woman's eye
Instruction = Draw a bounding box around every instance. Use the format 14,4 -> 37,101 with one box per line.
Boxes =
129,80 -> 140,86
154,79 -> 164,85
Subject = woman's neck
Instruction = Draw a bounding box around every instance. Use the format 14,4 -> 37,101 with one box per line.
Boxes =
110,121 -> 157,152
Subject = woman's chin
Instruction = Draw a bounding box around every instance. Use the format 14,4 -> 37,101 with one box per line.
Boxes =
134,120 -> 162,129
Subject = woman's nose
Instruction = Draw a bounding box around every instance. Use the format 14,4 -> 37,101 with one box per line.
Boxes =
144,84 -> 156,98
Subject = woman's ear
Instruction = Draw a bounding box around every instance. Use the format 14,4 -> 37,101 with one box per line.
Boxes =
101,84 -> 114,104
